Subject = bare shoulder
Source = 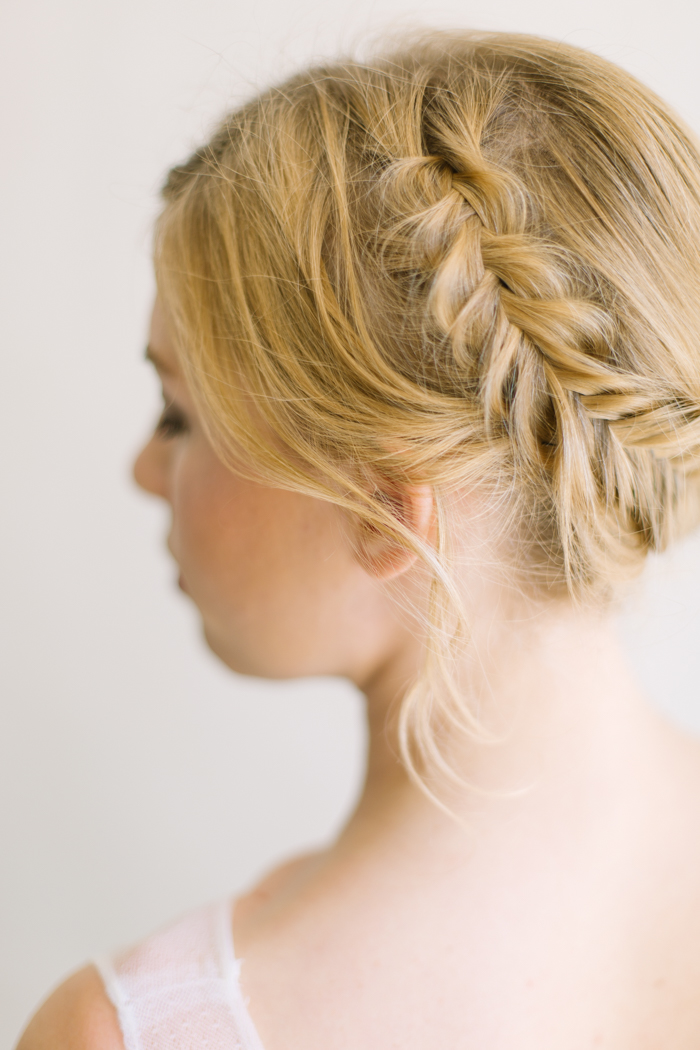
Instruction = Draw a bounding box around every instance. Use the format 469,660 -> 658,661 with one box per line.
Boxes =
16,965 -> 123,1050
633,723 -> 700,1041
234,849 -> 325,940
660,720 -> 700,819
650,720 -> 700,871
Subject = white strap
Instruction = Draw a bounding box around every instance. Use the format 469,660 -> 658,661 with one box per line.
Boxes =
95,901 -> 265,1050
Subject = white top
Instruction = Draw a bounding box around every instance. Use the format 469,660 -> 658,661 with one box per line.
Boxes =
95,901 -> 266,1050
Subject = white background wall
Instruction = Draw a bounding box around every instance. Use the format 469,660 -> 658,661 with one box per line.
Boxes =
2,0 -> 700,1043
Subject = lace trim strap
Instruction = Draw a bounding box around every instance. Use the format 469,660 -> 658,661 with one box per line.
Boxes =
95,901 -> 265,1050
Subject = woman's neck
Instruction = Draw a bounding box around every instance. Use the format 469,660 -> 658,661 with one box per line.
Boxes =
337,599 -> 656,863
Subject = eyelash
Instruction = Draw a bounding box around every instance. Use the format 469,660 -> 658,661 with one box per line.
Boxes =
155,405 -> 188,439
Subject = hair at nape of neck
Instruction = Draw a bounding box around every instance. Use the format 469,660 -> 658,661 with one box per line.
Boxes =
153,30 -> 700,781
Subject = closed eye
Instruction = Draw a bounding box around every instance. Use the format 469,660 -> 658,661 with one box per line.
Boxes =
155,404 -> 188,439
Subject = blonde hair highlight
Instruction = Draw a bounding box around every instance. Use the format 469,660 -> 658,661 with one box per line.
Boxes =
155,31 -> 700,784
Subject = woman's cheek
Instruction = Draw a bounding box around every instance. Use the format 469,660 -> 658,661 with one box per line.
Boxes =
170,446 -> 229,583
171,446 -> 262,605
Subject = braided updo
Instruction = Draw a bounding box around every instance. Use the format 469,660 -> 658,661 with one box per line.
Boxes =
156,31 -> 700,768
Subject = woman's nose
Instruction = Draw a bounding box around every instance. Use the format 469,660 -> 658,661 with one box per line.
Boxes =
132,435 -> 169,500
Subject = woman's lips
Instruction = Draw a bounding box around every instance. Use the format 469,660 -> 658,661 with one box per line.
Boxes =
166,537 -> 186,592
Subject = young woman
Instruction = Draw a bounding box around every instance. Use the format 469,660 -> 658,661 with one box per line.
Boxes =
18,30 -> 700,1049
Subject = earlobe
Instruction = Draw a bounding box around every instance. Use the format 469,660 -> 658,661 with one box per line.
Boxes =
354,483 -> 435,580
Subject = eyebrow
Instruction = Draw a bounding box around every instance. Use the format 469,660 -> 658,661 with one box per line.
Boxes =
144,345 -> 174,374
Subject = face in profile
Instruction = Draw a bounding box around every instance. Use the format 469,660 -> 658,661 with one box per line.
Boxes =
133,299 -> 408,686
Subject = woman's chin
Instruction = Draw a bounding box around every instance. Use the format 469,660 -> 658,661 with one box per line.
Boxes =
200,623 -> 240,669
200,622 -> 320,680
200,623 -> 273,678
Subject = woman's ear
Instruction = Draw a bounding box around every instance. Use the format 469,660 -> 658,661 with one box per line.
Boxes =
353,483 -> 435,580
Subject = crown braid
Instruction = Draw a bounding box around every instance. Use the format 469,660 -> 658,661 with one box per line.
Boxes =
356,51 -> 700,583
157,32 -> 700,777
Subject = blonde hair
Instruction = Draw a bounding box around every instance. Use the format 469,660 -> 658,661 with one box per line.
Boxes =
155,31 -> 700,780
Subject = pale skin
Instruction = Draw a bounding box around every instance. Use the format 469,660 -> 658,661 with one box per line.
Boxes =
18,301 -> 700,1049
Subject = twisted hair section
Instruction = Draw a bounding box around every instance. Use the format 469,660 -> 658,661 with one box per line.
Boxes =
156,31 -> 700,782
